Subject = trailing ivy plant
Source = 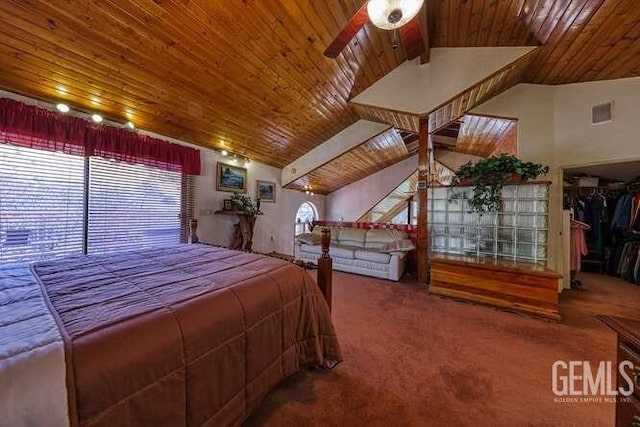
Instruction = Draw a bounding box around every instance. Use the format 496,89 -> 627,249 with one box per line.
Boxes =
453,154 -> 549,213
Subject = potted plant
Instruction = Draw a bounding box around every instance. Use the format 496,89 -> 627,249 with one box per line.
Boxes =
453,154 -> 549,213
230,192 -> 256,212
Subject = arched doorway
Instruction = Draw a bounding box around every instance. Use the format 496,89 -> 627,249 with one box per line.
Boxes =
295,201 -> 318,236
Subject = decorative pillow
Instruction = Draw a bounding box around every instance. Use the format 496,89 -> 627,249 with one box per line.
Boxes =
296,233 -> 321,245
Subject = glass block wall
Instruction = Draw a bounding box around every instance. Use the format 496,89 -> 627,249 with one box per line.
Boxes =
428,183 -> 549,265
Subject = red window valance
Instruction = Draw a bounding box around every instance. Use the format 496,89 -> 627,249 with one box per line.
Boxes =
0,98 -> 201,175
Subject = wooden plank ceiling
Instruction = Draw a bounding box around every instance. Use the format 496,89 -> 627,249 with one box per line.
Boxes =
285,128 -> 408,194
455,115 -> 518,157
405,114 -> 518,159
429,0 -> 640,84
0,0 -> 638,188
0,0 -> 405,168
354,0 -> 640,137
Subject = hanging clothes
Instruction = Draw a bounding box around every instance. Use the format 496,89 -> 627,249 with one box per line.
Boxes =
570,220 -> 590,272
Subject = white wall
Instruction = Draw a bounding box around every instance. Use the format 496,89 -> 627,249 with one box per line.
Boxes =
472,77 -> 640,288
195,149 -> 324,256
326,155 -> 417,221
553,77 -> 640,168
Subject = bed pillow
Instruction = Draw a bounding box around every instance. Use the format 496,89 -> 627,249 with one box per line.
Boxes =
296,233 -> 321,245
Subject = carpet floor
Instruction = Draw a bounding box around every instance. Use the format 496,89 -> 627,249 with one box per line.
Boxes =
246,272 -> 640,427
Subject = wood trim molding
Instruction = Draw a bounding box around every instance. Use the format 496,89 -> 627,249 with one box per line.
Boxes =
417,120 -> 429,283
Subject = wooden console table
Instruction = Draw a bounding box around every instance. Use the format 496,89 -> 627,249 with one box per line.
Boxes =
430,254 -> 562,320
214,210 -> 263,252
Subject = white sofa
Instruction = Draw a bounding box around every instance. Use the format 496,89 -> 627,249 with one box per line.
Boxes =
294,227 -> 415,281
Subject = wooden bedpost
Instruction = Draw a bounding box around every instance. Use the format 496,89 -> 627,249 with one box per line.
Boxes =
189,218 -> 199,244
317,227 -> 333,311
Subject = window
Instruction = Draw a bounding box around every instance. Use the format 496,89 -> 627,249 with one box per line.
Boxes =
295,202 -> 317,235
88,158 -> 183,253
0,146 -> 191,264
0,145 -> 85,263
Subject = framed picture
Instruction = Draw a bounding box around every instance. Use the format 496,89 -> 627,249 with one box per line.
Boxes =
257,180 -> 276,202
223,199 -> 233,210
216,162 -> 247,193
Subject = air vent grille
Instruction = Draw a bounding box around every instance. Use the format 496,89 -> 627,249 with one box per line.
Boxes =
592,102 -> 613,124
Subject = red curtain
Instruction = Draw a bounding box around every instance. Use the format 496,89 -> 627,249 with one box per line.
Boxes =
0,98 -> 201,175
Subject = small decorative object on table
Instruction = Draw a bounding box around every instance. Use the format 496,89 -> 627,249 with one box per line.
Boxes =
230,192 -> 255,212
223,199 -> 233,211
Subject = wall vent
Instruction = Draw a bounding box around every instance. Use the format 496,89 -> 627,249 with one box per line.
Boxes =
592,101 -> 613,125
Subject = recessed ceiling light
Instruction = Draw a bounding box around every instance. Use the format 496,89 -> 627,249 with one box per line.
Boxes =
221,150 -> 228,156
91,114 -> 103,123
125,121 -> 135,130
56,103 -> 70,113
305,190 -> 310,195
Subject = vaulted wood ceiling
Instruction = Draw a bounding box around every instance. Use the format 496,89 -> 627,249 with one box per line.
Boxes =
285,128 -> 408,194
430,0 -> 640,84
0,0 -> 406,168
455,115 -> 518,157
0,0 -> 638,175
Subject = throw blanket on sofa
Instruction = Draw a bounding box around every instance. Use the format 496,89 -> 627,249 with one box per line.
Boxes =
31,245 -> 341,426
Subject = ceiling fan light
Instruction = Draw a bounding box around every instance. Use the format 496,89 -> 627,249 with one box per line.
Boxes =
367,0 -> 424,30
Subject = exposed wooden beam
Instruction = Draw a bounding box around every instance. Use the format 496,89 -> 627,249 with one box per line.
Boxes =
418,3 -> 431,64
377,197 -> 412,223
417,120 -> 429,283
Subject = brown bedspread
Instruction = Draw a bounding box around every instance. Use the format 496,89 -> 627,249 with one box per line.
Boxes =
31,245 -> 342,426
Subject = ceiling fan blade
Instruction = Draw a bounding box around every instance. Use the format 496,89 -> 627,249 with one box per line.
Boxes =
399,17 -> 425,60
323,3 -> 369,58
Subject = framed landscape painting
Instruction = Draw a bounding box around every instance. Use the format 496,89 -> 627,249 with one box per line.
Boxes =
257,180 -> 276,202
217,162 -> 247,193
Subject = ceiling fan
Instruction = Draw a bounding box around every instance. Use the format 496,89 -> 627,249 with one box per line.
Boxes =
323,0 -> 427,60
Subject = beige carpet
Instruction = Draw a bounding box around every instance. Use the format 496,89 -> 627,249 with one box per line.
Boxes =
246,272 -> 640,426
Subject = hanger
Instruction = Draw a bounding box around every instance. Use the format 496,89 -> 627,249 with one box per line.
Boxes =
570,219 -> 591,230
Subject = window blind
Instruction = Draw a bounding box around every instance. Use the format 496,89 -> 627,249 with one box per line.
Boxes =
88,157 -> 183,253
0,144 -> 85,263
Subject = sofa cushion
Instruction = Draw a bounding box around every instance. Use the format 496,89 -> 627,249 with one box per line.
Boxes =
296,233 -> 320,245
355,249 -> 391,264
300,243 -> 355,259
338,228 -> 366,247
365,229 -> 408,244
364,241 -> 387,251
381,239 -> 416,253
312,226 -> 340,242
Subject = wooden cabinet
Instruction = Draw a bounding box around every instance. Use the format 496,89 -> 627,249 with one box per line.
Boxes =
599,316 -> 640,427
430,254 -> 561,320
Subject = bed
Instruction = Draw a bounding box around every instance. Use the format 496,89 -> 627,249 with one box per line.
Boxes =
1,244 -> 341,426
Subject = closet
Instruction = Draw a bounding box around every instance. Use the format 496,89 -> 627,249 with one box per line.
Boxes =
563,161 -> 640,289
